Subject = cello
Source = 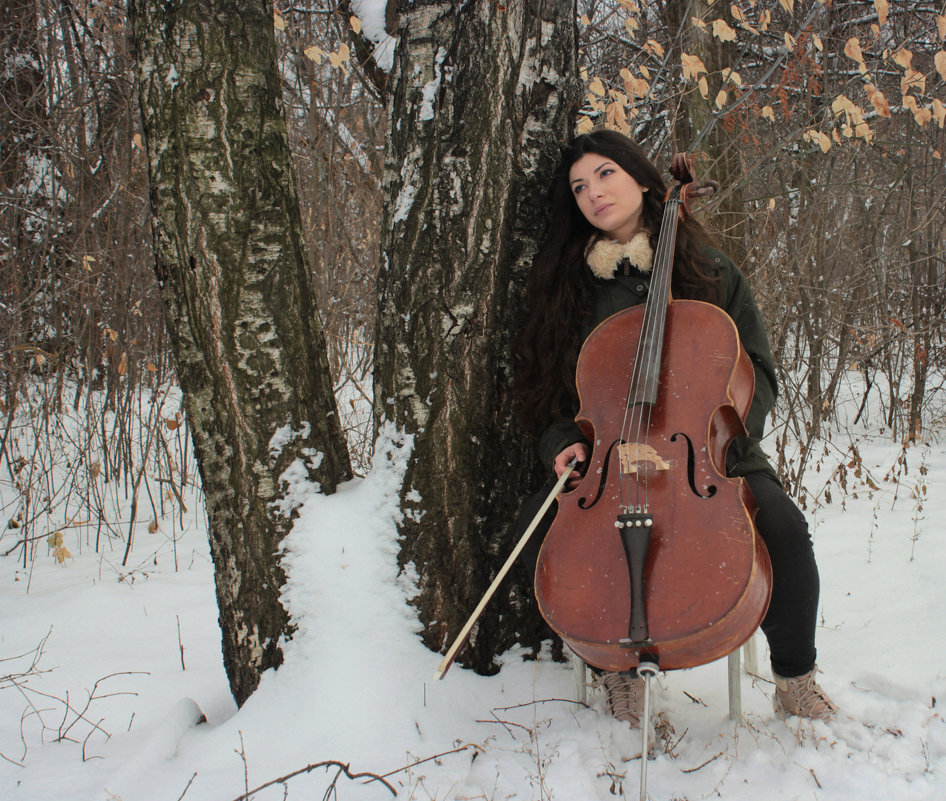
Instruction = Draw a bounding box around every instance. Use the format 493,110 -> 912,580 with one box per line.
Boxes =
534,153 -> 772,676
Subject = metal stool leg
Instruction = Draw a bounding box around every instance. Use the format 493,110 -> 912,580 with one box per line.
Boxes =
571,649 -> 588,705
727,649 -> 742,721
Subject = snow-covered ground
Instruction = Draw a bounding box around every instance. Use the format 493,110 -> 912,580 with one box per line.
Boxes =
1,382 -> 944,800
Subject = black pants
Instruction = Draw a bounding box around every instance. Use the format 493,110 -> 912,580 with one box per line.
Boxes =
516,472 -> 819,678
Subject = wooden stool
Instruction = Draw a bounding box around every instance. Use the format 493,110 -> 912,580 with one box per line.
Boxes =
571,632 -> 760,721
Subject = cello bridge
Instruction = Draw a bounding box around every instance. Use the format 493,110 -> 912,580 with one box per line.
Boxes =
618,442 -> 671,474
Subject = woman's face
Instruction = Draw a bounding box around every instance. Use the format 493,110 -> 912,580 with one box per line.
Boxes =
568,152 -> 648,243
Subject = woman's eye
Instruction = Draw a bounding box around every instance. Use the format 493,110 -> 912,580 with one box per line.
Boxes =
600,168 -> 614,178
573,184 -> 585,195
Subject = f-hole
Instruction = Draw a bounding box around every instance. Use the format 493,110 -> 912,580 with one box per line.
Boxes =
670,432 -> 717,499
578,439 -> 624,510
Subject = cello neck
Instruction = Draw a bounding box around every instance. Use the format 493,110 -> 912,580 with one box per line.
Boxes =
627,186 -> 682,408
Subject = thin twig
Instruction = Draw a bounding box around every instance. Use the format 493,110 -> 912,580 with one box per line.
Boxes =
376,744 -> 477,780
176,615 -> 186,670
681,750 -> 724,774
175,771 -> 198,801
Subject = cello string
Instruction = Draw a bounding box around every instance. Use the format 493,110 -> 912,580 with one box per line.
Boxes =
621,188 -> 680,512
640,194 -> 678,510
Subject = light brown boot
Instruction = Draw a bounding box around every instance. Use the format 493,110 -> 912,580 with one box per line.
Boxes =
595,670 -> 645,726
773,668 -> 838,721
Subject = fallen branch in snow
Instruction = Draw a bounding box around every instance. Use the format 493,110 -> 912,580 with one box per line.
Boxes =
226,743 -> 477,801
227,758 -> 398,800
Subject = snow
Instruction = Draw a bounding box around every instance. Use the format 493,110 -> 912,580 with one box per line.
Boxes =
1,389 -> 945,800
351,0 -> 396,72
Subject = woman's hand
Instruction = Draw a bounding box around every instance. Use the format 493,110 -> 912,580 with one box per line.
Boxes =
554,442 -> 589,488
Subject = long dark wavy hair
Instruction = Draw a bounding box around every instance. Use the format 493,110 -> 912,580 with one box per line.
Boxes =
512,129 -> 721,430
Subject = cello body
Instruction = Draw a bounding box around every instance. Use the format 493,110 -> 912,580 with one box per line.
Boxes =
534,297 -> 773,672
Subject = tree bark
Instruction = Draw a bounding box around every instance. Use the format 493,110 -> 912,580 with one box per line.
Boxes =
374,0 -> 580,673
130,0 -> 352,705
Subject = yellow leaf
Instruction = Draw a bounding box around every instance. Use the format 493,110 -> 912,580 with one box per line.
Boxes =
784,32 -> 796,50
715,89 -> 728,109
82,254 -> 95,272
865,85 -> 891,117
149,519 -> 159,534
639,64 -> 651,79
721,68 -> 742,86
761,105 -> 776,121
623,72 -> 649,99
54,545 -> 71,564
767,198 -> 776,210
760,10 -> 771,31
813,34 -> 823,51
804,129 -> 832,153
831,95 -> 848,115
48,531 -> 64,548
933,150 -> 942,160
731,4 -> 759,34
893,49 -> 913,69
698,76 -> 709,98
712,19 -> 737,42
589,77 -> 606,96
625,17 -> 639,33
273,10 -> 286,31
874,0 -> 889,27
580,13 -> 590,25
132,133 -> 144,150
681,53 -> 708,81
117,352 -> 128,377
844,37 -> 864,65
350,15 -> 362,34
644,39 -> 665,58
935,51 -> 946,82
338,43 -> 351,61
90,462 -> 102,479
938,16 -> 946,40
576,116 -> 594,135
901,69 -> 925,96
690,16 -> 707,31
779,0 -> 794,13
903,95 -> 932,127
304,45 -> 324,64
165,416 -> 179,431
607,101 -> 628,130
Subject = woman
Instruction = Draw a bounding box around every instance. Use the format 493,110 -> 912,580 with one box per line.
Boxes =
512,129 -> 836,728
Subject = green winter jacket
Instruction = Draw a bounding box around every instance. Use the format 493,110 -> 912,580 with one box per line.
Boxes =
536,246 -> 780,484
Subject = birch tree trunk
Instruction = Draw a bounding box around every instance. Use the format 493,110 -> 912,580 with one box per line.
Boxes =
130,0 -> 352,705
374,0 -> 580,673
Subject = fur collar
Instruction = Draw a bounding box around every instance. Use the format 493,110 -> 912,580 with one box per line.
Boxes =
586,231 -> 653,279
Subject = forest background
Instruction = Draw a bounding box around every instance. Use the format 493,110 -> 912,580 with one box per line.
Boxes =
1,0 -> 944,743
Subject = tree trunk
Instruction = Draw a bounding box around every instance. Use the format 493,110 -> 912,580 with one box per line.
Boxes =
661,0 -> 749,268
374,0 -> 580,673
130,0 -> 352,705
